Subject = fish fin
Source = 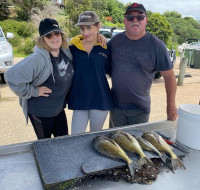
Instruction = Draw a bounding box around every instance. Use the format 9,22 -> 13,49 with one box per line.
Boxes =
159,154 -> 167,164
138,157 -> 155,168
171,157 -> 186,171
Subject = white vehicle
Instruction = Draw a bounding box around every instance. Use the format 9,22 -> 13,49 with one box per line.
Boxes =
0,26 -> 14,83
99,27 -> 124,41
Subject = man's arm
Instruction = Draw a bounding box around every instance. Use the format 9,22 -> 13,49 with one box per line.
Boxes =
160,69 -> 178,121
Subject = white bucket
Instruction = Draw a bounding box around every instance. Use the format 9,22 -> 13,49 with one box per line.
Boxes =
176,104 -> 200,150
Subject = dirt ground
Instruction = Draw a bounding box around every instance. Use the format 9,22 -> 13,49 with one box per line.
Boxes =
0,57 -> 200,146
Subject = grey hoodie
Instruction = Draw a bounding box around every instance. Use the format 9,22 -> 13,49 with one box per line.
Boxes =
5,46 -> 73,123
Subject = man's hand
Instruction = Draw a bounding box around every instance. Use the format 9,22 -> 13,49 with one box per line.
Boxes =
167,104 -> 178,121
38,86 -> 52,97
97,34 -> 107,47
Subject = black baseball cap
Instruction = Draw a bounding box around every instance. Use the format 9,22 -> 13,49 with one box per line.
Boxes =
39,18 -> 62,36
125,3 -> 146,15
75,11 -> 100,26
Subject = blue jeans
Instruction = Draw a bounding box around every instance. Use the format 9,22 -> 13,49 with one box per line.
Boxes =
109,108 -> 150,128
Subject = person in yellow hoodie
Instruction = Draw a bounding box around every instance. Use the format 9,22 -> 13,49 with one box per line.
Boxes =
68,11 -> 113,134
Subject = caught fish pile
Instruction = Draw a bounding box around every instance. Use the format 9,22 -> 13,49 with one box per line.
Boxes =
93,135 -> 139,177
142,131 -> 186,172
110,131 -> 154,168
134,135 -> 167,164
92,130 -> 186,184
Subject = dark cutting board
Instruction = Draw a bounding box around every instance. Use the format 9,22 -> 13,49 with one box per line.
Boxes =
33,130 -> 185,190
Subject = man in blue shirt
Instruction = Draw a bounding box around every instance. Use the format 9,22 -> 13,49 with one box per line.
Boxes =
108,2 -> 177,128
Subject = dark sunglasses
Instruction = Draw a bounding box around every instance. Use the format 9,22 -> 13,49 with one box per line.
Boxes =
44,31 -> 61,39
125,14 -> 146,21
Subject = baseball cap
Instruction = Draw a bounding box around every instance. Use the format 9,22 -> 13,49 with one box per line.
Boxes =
75,11 -> 100,26
39,18 -> 62,36
124,3 -> 146,15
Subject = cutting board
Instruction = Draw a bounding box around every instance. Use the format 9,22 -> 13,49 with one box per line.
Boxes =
33,130 -> 185,190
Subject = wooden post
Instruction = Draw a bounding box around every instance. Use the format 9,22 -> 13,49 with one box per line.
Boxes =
179,51 -> 184,69
180,51 -> 184,64
177,57 -> 188,86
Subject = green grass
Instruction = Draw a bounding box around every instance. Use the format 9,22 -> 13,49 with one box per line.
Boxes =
13,48 -> 28,57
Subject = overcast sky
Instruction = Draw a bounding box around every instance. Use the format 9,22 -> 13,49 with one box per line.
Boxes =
120,0 -> 200,20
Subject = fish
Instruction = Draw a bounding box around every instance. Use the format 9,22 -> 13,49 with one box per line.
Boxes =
110,130 -> 155,168
93,135 -> 138,177
142,131 -> 186,171
134,135 -> 167,164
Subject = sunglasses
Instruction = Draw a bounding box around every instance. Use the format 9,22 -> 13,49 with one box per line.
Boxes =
44,31 -> 61,39
125,14 -> 146,21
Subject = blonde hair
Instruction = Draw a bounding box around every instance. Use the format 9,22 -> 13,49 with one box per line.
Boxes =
36,32 -> 68,51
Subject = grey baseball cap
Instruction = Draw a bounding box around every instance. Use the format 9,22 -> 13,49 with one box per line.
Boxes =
75,11 -> 100,26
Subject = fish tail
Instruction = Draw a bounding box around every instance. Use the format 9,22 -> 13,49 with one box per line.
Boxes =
137,157 -> 147,166
146,157 -> 155,168
132,160 -> 142,170
128,162 -> 136,177
159,154 -> 167,164
171,157 -> 186,171
138,157 -> 155,168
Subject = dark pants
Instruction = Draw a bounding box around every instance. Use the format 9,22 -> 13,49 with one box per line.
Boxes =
109,108 -> 150,128
28,110 -> 68,139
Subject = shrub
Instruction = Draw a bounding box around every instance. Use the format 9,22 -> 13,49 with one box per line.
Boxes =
17,37 -> 35,55
103,21 -> 125,28
0,20 -> 35,37
0,20 -> 36,55
8,33 -> 21,47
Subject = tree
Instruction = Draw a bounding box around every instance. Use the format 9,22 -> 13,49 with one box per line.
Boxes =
146,13 -> 173,44
65,0 -> 92,25
163,11 -> 200,44
0,0 -> 11,21
164,11 -> 182,18
167,17 -> 200,44
106,0 -> 124,23
65,0 -> 92,36
91,0 -> 109,23
184,16 -> 200,29
146,10 -> 153,18
12,0 -> 47,21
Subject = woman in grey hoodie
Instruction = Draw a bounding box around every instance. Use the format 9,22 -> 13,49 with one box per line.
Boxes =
5,18 -> 74,139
